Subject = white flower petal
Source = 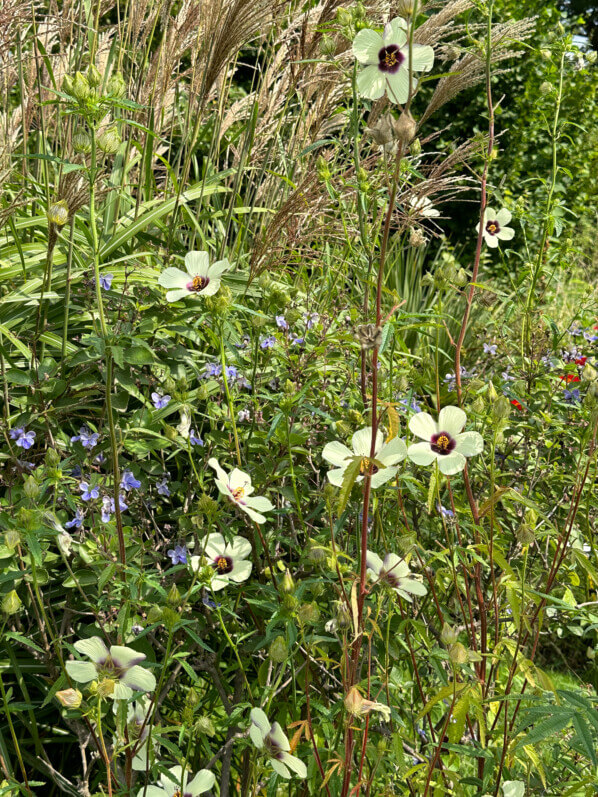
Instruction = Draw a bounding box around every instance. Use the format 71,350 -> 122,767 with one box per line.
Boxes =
271,758 -> 291,778
370,465 -> 398,488
140,787 -> 166,797
484,207 -> 496,223
184,250 -> 210,277
245,496 -> 273,513
411,43 -> 434,72
437,451 -> 466,475
187,769 -> 216,796
250,708 -> 270,741
229,560 -> 252,583
378,436 -> 407,465
383,17 -> 407,46
352,28 -> 383,64
386,68 -> 411,104
121,665 -> 156,693
352,427 -> 381,457
165,288 -> 190,302
497,226 -> 514,241
438,406 -> 466,437
109,645 -> 145,670
384,553 -> 407,577
229,535 -> 252,559
189,555 -> 201,573
229,467 -> 252,492
356,65 -> 386,100
270,722 -> 290,751
366,551 -> 383,576
408,412 -> 437,441
399,578 -> 428,596
204,533 -> 226,559
240,504 -> 267,524
208,458 -> 228,483
279,751 -> 307,778
158,267 -> 189,290
407,441 -> 436,466
208,258 -> 232,278
322,440 -> 353,467
484,231 -> 500,248
496,208 -> 512,226
198,278 -> 221,296
112,681 -> 134,700
74,637 -> 109,663
66,661 -> 97,683
210,575 -> 229,591
327,466 -> 347,487
455,431 -> 483,457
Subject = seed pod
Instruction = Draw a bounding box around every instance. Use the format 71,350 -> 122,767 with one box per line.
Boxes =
87,64 -> 102,88
97,126 -> 121,154
2,590 -> 22,615
4,530 -> 20,549
440,622 -> 459,646
73,130 -> 92,153
395,111 -> 417,144
72,72 -> 90,102
47,200 -> 69,226
106,73 -> 127,99
269,636 -> 288,663
344,687 -> 364,715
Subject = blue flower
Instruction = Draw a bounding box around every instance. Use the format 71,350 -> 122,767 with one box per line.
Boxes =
120,470 -> 141,491
564,388 -> 581,403
99,273 -> 114,290
80,482 -> 99,501
101,493 -> 128,522
167,545 -> 187,565
71,426 -> 100,449
224,365 -> 238,380
584,330 -> 598,342
398,396 -> 421,413
290,336 -> 304,346
304,312 -> 319,329
95,452 -> 106,464
438,503 -> 455,519
203,362 -> 222,378
483,343 -> 497,355
151,392 -> 171,410
190,429 -> 204,446
156,478 -> 170,497
276,315 -> 289,330
10,427 -> 36,450
569,324 -> 583,337
260,336 -> 276,350
65,509 -> 84,529
237,375 -> 251,389
238,409 -> 251,422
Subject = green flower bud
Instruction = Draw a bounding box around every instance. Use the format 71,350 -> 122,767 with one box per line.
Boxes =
454,268 -> 469,287
586,50 -> 597,64
62,75 -> 74,94
472,396 -> 485,414
87,64 -> 102,88
440,622 -> 459,646
539,81 -> 553,95
45,448 -> 61,467
583,363 -> 598,382
97,678 -> 115,697
317,156 -> 331,181
298,602 -> 320,625
24,476 -> 40,500
410,138 -> 422,157
197,494 -> 219,516
540,48 -> 552,60
335,600 -> 352,628
492,396 -> 511,421
195,715 -> 216,736
72,72 -> 90,102
56,688 -> 82,708
281,569 -> 295,593
319,35 -> 336,56
336,7 -> 352,25
306,542 -> 327,564
269,636 -> 288,663
397,0 -> 416,16
448,642 -> 468,664
5,530 -> 20,549
73,130 -> 92,153
47,200 -> 69,226
282,593 -> 297,611
167,584 -> 181,607
488,382 -> 499,402
97,126 -> 121,154
106,73 -> 127,99
205,285 -> 233,316
161,606 -> 179,629
516,523 -> 535,546
147,605 -> 163,624
2,590 -> 22,615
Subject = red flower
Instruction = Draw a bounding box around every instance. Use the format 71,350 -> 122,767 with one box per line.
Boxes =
560,374 -> 580,384
575,357 -> 587,366
511,399 -> 523,410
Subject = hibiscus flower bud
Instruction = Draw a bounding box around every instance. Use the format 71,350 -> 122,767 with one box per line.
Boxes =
298,602 -> 320,625
410,138 -> 422,156
73,130 -> 92,153
582,363 -> 598,382
472,396 -> 485,414
4,530 -> 20,549
62,75 -> 74,94
24,476 -> 40,500
516,523 -> 535,546
97,126 -> 121,154
56,688 -> 82,708
87,64 -> 102,88
440,622 -> 459,646
488,382 -> 499,402
106,73 -> 127,99
492,396 -> 511,421
281,569 -> 295,593
167,584 -> 181,607
319,35 -> 337,56
72,71 -> 90,101
539,81 -> 553,96
269,636 -> 288,663
195,715 -> 216,736
2,590 -> 22,615
448,642 -> 468,664
96,678 -> 115,697
47,200 -> 69,226
147,605 -> 163,624
396,0 -> 416,16
336,7 -> 352,25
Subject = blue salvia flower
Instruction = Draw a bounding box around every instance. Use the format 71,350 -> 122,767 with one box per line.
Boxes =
276,315 -> 289,330
10,427 -> 36,449
190,430 -> 204,446
65,509 -> 84,529
71,426 -> 100,449
564,388 -> 581,403
156,478 -> 171,497
167,545 -> 187,565
260,336 -> 276,349
99,273 -> 114,290
151,392 -> 171,410
203,362 -> 222,378
80,482 -> 99,501
224,365 -> 238,380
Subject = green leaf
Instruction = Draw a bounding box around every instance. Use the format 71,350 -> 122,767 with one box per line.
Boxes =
516,711 -> 574,748
337,458 -> 362,516
571,714 -> 597,766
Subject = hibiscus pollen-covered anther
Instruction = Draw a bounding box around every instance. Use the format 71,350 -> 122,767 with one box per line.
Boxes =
188,275 -> 210,292
379,45 -> 404,73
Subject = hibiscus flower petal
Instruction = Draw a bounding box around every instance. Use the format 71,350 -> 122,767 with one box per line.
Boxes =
205,532 -> 226,559
407,441 -> 436,466
198,278 -> 221,296
184,250 -> 210,277
271,758 -> 291,778
240,504 -> 267,524
187,769 -> 216,795
386,68 -> 411,104
437,451 -> 466,475
208,258 -> 232,278
455,431 -> 483,457
496,208 -> 512,226
74,637 -> 109,663
246,496 -> 273,513
327,466 -> 347,487
352,427 -> 380,457
250,708 -> 270,740
370,465 -> 398,488
165,288 -> 190,302
322,440 -> 353,467
409,412 -> 437,440
208,458 -> 229,484
229,560 -> 252,583
383,17 -> 407,46
411,43 -> 434,72
366,551 -> 383,575
270,722 -> 290,751
352,28 -> 383,63
229,535 -> 252,559
497,226 -> 515,241
121,665 -> 156,693
356,65 -> 386,100
280,752 -> 307,778
438,406 -> 466,437
66,661 -> 97,683
484,232 -> 500,248
378,436 -> 407,465
109,645 -> 146,669
158,267 -> 189,290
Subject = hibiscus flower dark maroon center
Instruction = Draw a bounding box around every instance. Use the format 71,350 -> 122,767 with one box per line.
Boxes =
214,555 -> 233,574
378,44 -> 404,74
431,432 -> 456,455
485,220 -> 500,236
359,457 -> 379,475
187,275 -> 209,292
